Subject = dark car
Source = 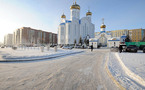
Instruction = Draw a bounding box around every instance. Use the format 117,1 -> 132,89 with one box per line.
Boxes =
120,45 -> 127,52
139,45 -> 145,50
143,47 -> 145,53
1,46 -> 5,48
126,45 -> 138,53
50,45 -> 57,47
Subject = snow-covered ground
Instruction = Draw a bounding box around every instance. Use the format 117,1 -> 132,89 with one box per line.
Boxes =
0,49 -> 119,90
108,51 -> 145,89
0,47 -> 83,61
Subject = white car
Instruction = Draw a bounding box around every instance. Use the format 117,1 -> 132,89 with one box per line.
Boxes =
62,46 -> 73,49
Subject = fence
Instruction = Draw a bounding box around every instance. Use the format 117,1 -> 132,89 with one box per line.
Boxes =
125,42 -> 145,47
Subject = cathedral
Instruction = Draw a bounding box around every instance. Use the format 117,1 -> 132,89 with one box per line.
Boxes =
58,1 -> 95,45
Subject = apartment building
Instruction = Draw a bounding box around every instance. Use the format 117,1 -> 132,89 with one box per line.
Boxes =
111,29 -> 128,37
4,34 -> 13,46
129,28 -> 145,42
13,27 -> 57,46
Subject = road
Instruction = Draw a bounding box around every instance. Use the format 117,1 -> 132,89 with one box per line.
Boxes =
0,49 -> 119,90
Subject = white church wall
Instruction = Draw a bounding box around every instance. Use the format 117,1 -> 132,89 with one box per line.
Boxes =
108,41 -> 120,47
58,25 -> 66,45
80,17 -> 94,40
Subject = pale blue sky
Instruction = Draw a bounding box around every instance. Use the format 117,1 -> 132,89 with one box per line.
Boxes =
0,0 -> 145,43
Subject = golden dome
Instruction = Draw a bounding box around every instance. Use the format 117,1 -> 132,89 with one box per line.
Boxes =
100,24 -> 106,28
61,14 -> 66,18
70,2 -> 80,10
86,11 -> 92,16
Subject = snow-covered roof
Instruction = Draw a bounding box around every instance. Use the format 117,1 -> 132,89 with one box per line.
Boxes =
65,20 -> 72,23
89,38 -> 98,42
60,23 -> 65,25
100,31 -> 106,33
108,37 -> 120,41
121,35 -> 127,38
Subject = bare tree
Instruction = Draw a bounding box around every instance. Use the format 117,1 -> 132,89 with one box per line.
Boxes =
125,35 -> 131,42
74,39 -> 77,45
79,37 -> 82,45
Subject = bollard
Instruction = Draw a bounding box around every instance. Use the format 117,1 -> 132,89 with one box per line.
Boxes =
47,45 -> 50,51
41,46 -> 44,52
54,46 -> 57,52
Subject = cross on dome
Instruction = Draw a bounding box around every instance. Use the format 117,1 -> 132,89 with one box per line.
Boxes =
100,18 -> 106,28
102,18 -> 104,24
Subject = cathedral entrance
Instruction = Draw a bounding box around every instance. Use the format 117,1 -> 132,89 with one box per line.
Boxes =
98,34 -> 107,47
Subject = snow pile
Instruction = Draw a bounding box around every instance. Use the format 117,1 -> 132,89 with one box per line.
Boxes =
118,52 -> 145,81
108,52 -> 145,89
0,47 -> 83,61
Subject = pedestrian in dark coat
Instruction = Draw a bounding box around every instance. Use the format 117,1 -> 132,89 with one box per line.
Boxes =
91,45 -> 93,52
119,45 -> 122,53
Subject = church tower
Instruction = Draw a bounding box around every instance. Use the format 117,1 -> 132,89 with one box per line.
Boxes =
61,13 -> 66,23
100,18 -> 106,32
86,10 -> 92,22
70,1 -> 80,20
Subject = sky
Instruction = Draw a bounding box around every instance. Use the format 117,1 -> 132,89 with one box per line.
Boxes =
0,0 -> 145,43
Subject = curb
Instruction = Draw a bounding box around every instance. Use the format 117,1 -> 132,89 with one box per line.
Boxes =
105,53 -> 126,90
0,51 -> 84,62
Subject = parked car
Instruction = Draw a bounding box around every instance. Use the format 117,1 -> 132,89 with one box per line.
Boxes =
120,45 -> 127,52
139,45 -> 145,50
143,47 -> 145,53
126,45 -> 138,53
50,45 -> 57,47
74,45 -> 86,49
12,46 -> 17,50
62,46 -> 73,49
74,46 -> 81,48
1,46 -> 5,48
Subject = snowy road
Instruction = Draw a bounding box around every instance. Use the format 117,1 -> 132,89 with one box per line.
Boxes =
0,49 -> 119,90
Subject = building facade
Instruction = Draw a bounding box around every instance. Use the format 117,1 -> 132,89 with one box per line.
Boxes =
111,29 -> 128,37
13,27 -> 57,46
95,29 -> 128,38
107,37 -> 120,47
4,34 -> 13,46
129,28 -> 145,42
58,1 -> 95,45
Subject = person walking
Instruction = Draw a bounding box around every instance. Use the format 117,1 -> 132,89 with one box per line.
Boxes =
119,45 -> 122,53
91,45 -> 93,52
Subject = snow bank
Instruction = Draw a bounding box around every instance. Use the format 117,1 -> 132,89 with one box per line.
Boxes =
108,52 -> 145,89
118,52 -> 145,80
0,47 -> 83,61
115,53 -> 145,87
